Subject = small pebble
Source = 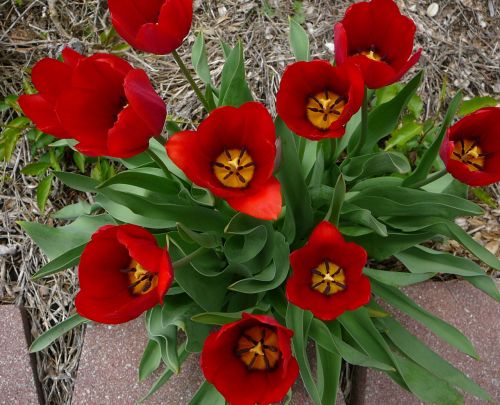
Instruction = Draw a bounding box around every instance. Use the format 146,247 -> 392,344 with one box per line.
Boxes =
426,3 -> 439,18
325,42 -> 335,53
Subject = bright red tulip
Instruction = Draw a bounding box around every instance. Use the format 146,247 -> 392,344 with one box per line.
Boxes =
286,221 -> 370,321
108,0 -> 193,55
75,224 -> 173,324
439,107 -> 500,187
201,313 -> 299,405
334,0 -> 422,89
276,60 -> 364,140
166,102 -> 282,220
18,48 -> 166,158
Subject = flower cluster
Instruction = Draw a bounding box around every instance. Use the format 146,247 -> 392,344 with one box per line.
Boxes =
21,0 -> 499,404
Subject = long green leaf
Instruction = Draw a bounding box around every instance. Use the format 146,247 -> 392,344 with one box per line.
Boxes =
286,305 -> 322,405
372,281 -> 478,359
191,32 -> 212,85
30,313 -> 88,352
288,17 -> 310,61
188,381 -> 225,405
31,243 -> 85,280
139,339 -> 162,381
403,92 -> 462,186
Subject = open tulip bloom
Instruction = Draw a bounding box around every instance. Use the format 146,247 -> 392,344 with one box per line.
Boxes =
23,0 -> 499,404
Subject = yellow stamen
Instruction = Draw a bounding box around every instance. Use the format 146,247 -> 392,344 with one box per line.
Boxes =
357,49 -> 383,61
306,90 -> 346,130
451,139 -> 486,172
311,260 -> 347,296
236,326 -> 281,371
126,260 -> 158,296
213,148 -> 255,188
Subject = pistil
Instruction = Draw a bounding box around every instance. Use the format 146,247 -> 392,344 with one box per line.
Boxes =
213,147 -> 256,188
311,260 -> 346,296
235,326 -> 281,371
123,260 -> 158,295
451,139 -> 486,172
306,89 -> 346,130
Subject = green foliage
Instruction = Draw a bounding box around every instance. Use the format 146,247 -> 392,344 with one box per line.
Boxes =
289,16 -> 310,61
29,314 -> 88,353
458,96 -> 497,117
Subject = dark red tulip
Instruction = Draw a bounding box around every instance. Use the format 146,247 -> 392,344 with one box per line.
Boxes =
439,107 -> 500,187
75,224 -> 173,324
18,48 -> 166,158
166,102 -> 282,220
200,313 -> 299,405
276,60 -> 364,140
334,0 -> 422,89
286,221 -> 370,321
108,0 -> 193,55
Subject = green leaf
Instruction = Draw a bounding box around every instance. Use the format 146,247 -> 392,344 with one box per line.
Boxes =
378,315 -> 491,401
176,223 -> 219,248
385,121 -> 423,151
0,116 -> 30,160
403,92 -> 462,187
325,174 -> 345,226
276,118 -> 314,244
341,203 -> 388,237
55,171 -> 98,193
227,232 -> 289,294
30,314 -> 88,352
53,200 -> 92,220
218,41 -> 253,107
31,243 -> 85,280
189,381 -> 225,405
288,16 -> 310,61
286,305 -> 322,405
363,268 -> 435,286
350,186 -> 482,219
372,280 -> 478,359
347,72 -> 423,155
139,339 -> 162,381
96,189 -> 227,232
342,152 -> 411,181
471,187 -> 497,208
19,214 -> 115,260
21,161 -> 51,176
36,174 -> 53,212
309,319 -> 395,371
146,306 -> 179,372
191,32 -> 212,85
316,341 -> 341,405
224,225 -> 267,264
458,96 -> 497,117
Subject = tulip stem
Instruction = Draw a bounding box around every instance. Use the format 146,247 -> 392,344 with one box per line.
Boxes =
408,169 -> 448,189
172,247 -> 207,269
172,50 -> 211,112
352,87 -> 369,156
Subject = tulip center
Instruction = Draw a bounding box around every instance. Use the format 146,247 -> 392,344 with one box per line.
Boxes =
311,260 -> 346,296
451,139 -> 486,172
213,148 -> 256,188
122,260 -> 158,296
235,326 -> 281,371
306,90 -> 346,130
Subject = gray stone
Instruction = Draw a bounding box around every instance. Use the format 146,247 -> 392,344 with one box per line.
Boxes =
0,305 -> 40,405
362,280 -> 500,405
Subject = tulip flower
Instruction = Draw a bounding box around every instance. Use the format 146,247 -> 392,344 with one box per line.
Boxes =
334,0 -> 422,89
286,221 -> 370,321
166,102 -> 282,220
201,313 -> 299,405
439,107 -> 500,187
75,224 -> 173,324
18,48 -> 166,158
276,60 -> 364,140
108,0 -> 193,55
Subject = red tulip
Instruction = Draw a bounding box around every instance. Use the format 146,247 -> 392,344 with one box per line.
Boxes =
75,224 -> 173,324
276,60 -> 364,140
334,0 -> 422,89
439,107 -> 500,187
201,313 -> 299,405
286,221 -> 370,321
166,102 -> 282,220
108,0 -> 193,55
18,48 -> 166,158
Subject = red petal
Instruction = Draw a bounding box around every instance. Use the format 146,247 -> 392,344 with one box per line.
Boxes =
107,106 -> 153,158
61,47 -> 84,67
123,69 -> 166,134
226,177 -> 282,220
18,94 -> 68,139
31,58 -> 73,102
